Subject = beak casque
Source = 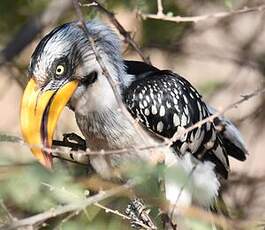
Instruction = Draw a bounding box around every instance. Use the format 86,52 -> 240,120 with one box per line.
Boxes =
20,78 -> 78,168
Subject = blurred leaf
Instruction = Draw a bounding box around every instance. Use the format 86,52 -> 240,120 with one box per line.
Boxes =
166,12 -> 174,17
198,80 -> 225,97
184,218 -> 213,230
0,0 -> 48,44
0,162 -> 85,212
224,0 -> 233,9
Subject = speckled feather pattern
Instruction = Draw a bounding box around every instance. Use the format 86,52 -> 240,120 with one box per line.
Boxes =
124,70 -> 229,178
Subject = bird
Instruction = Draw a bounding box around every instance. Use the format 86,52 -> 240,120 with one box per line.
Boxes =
20,21 -> 247,224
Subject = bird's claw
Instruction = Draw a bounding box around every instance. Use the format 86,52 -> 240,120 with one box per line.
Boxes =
62,133 -> 86,151
52,133 -> 86,151
63,133 -> 86,147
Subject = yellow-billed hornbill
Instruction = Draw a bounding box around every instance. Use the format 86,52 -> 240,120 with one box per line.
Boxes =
20,21 -> 247,214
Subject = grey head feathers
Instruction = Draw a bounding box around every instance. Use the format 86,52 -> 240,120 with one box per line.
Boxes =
29,21 -> 128,88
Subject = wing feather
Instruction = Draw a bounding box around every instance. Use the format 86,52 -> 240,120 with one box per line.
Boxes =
123,69 -> 230,178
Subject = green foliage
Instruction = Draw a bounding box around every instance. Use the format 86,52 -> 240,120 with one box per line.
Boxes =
141,1 -> 190,47
0,163 -> 83,212
0,0 -> 249,229
185,218 -> 214,230
224,0 -> 233,9
198,80 -> 226,97
0,0 -> 48,44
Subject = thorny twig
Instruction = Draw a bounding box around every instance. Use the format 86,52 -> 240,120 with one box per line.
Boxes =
95,202 -> 156,229
47,87 -> 265,158
42,182 -> 155,229
1,87 -> 265,161
156,0 -> 164,16
42,183 -> 155,229
1,87 -> 264,227
73,0 -> 159,156
0,201 -> 16,223
140,2 -> 265,23
0,180 -> 137,230
82,0 -> 151,64
1,1 -> 265,228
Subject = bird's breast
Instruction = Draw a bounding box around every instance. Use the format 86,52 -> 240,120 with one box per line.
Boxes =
75,110 -> 158,179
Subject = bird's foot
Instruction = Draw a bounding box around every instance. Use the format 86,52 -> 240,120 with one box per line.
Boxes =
125,198 -> 157,230
52,132 -> 86,151
63,133 -> 86,150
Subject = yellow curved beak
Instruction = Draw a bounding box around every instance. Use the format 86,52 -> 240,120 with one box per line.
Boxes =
20,78 -> 78,168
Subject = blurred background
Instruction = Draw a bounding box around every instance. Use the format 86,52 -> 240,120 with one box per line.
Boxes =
0,0 -> 265,229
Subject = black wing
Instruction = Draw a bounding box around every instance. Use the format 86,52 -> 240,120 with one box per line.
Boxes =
123,61 -> 231,178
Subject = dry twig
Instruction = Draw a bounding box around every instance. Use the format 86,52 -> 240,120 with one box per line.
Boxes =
73,0 -> 158,152
41,182 -> 155,229
0,180 -> 136,230
82,0 -> 151,64
1,87 -> 264,162
140,2 -> 265,23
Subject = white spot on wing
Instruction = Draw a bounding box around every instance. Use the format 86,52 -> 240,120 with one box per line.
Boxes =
160,106 -> 165,117
181,114 -> 188,125
183,95 -> 188,104
197,101 -> 202,112
151,105 -> 158,115
145,95 -> 150,102
173,113 -> 180,127
143,100 -> 148,107
157,121 -> 164,133
144,108 -> 150,116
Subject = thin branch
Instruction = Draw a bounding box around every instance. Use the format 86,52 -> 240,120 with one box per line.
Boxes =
157,0 -> 164,16
94,202 -> 155,229
1,86 -> 265,163
55,86 -> 265,160
55,211 -> 81,229
95,202 -> 130,220
168,87 -> 265,146
41,182 -> 155,229
82,1 -> 151,64
42,182 -> 129,221
140,4 -> 265,23
73,0 -> 156,149
0,201 -> 16,222
0,180 -> 136,230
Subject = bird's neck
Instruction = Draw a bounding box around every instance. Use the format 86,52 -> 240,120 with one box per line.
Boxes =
75,106 -> 137,149
73,58 -> 138,150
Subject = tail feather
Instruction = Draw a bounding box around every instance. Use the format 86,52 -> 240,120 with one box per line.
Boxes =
211,194 -> 230,217
220,119 -> 247,161
210,194 -> 230,230
206,105 -> 248,161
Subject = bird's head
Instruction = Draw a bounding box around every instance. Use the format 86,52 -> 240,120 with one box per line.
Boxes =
20,21 -> 125,168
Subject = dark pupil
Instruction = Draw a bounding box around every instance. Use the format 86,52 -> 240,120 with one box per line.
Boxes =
57,67 -> 63,73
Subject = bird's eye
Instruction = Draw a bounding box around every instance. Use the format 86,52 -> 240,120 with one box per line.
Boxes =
55,65 -> 65,76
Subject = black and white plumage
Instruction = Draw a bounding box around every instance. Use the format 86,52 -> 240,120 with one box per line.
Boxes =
124,65 -> 230,177
25,21 -> 247,215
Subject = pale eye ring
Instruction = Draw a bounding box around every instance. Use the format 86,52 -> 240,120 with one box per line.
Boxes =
55,64 -> 65,75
